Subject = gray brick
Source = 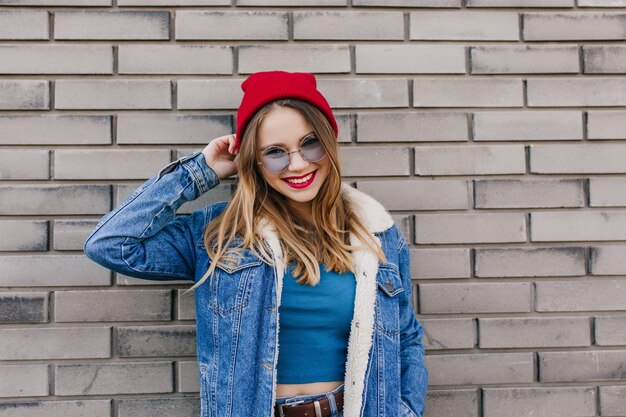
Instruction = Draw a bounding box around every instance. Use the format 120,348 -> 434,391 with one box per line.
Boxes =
591,245 -> 626,275
0,220 -> 48,251
595,315 -> 626,346
357,111 -> 469,143
176,11 -> 288,40
117,325 -> 196,357
0,400 -> 110,417
413,78 -> 523,108
524,12 -> 626,41
238,0 -> 344,4
472,45 -> 579,74
55,80 -> 171,110
1,0 -> 110,3
483,387 -> 596,417
412,248 -> 471,279
177,289 -> 196,321
294,11 -> 403,40
356,179 -> 468,210
354,0 -> 460,5
0,292 -> 48,324
118,397 -> 200,417
424,390 -> 478,417
0,185 -> 110,215
589,175 -> 626,205
588,110 -> 626,140
475,179 -> 585,209
120,0 -> 228,4
319,78 -> 408,108
0,44 -> 112,74
425,352 -> 534,385
0,149 -> 49,180
536,280 -> 626,312
540,350 -> 626,382
177,361 -> 199,392
415,213 -> 526,244
474,110 -> 583,141
527,77 -> 626,107
531,211 -> 626,241
55,149 -> 170,180
177,79 -> 242,110
119,45 -> 232,75
601,386 -> 626,417
422,318 -> 475,350
356,44 -> 465,74
341,146 -> 410,177
0,364 -> 48,397
531,144 -> 626,174
469,0 -> 573,5
0,255 -> 111,287
410,11 -> 519,40
420,282 -> 531,314
0,115 -> 111,145
476,247 -> 586,277
239,44 -> 350,74
584,45 -> 626,73
54,220 -> 98,251
117,114 -> 232,145
55,11 -> 169,40
55,362 -> 172,395
415,145 -> 525,176
0,10 -> 49,40
480,317 -> 591,348
580,0 -> 626,4
0,80 -> 49,110
54,290 -> 172,322
0,327 -> 111,360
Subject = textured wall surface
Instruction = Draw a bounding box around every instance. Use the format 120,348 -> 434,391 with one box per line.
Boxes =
1,1 -> 626,417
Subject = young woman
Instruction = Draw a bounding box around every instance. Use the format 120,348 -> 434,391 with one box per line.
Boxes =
84,71 -> 428,417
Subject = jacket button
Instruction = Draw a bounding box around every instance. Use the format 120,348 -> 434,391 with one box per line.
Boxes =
385,278 -> 393,292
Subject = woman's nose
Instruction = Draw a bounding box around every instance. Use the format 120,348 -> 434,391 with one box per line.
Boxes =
288,151 -> 309,171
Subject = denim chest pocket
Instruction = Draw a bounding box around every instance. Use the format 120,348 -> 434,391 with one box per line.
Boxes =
198,237 -> 263,317
375,263 -> 404,338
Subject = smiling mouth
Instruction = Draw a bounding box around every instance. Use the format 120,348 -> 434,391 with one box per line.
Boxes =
281,170 -> 317,187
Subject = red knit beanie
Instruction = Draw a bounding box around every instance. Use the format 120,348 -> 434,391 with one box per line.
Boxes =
235,71 -> 338,152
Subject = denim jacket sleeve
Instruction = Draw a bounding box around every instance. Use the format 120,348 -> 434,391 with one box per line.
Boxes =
397,229 -> 429,417
83,150 -> 221,281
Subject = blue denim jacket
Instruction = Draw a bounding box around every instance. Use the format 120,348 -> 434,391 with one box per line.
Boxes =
84,150 -> 428,417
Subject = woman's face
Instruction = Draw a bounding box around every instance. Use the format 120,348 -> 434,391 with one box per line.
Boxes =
256,106 -> 330,216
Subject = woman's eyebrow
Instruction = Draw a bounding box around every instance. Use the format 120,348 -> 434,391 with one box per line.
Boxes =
259,131 -> 315,152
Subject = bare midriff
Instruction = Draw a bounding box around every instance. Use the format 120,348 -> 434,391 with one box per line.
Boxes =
276,381 -> 343,397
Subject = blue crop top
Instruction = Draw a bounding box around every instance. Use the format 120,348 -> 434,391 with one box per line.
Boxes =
276,262 -> 356,384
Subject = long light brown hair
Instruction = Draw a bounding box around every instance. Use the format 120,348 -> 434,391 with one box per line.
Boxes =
184,99 -> 386,294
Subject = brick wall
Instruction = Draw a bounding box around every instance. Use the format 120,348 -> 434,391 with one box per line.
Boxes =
1,1 -> 626,416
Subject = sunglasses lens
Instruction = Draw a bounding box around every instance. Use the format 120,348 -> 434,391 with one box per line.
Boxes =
261,136 -> 326,173
301,137 -> 326,162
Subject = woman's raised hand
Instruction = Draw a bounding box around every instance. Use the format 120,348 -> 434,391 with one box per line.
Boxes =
201,134 -> 239,181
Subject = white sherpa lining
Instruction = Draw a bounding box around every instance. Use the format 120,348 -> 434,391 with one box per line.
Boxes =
258,181 -> 394,417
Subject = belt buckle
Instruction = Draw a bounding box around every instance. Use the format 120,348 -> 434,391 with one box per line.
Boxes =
276,399 -> 305,417
276,399 -> 323,417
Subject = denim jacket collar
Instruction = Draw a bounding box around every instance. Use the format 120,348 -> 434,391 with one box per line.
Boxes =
258,181 -> 394,417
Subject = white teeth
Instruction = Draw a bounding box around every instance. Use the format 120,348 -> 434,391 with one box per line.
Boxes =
285,171 -> 314,184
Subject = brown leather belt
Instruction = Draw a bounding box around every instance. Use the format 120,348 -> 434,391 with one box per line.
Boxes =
274,390 -> 344,417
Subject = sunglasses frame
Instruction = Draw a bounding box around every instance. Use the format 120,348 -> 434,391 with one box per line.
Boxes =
257,134 -> 327,174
